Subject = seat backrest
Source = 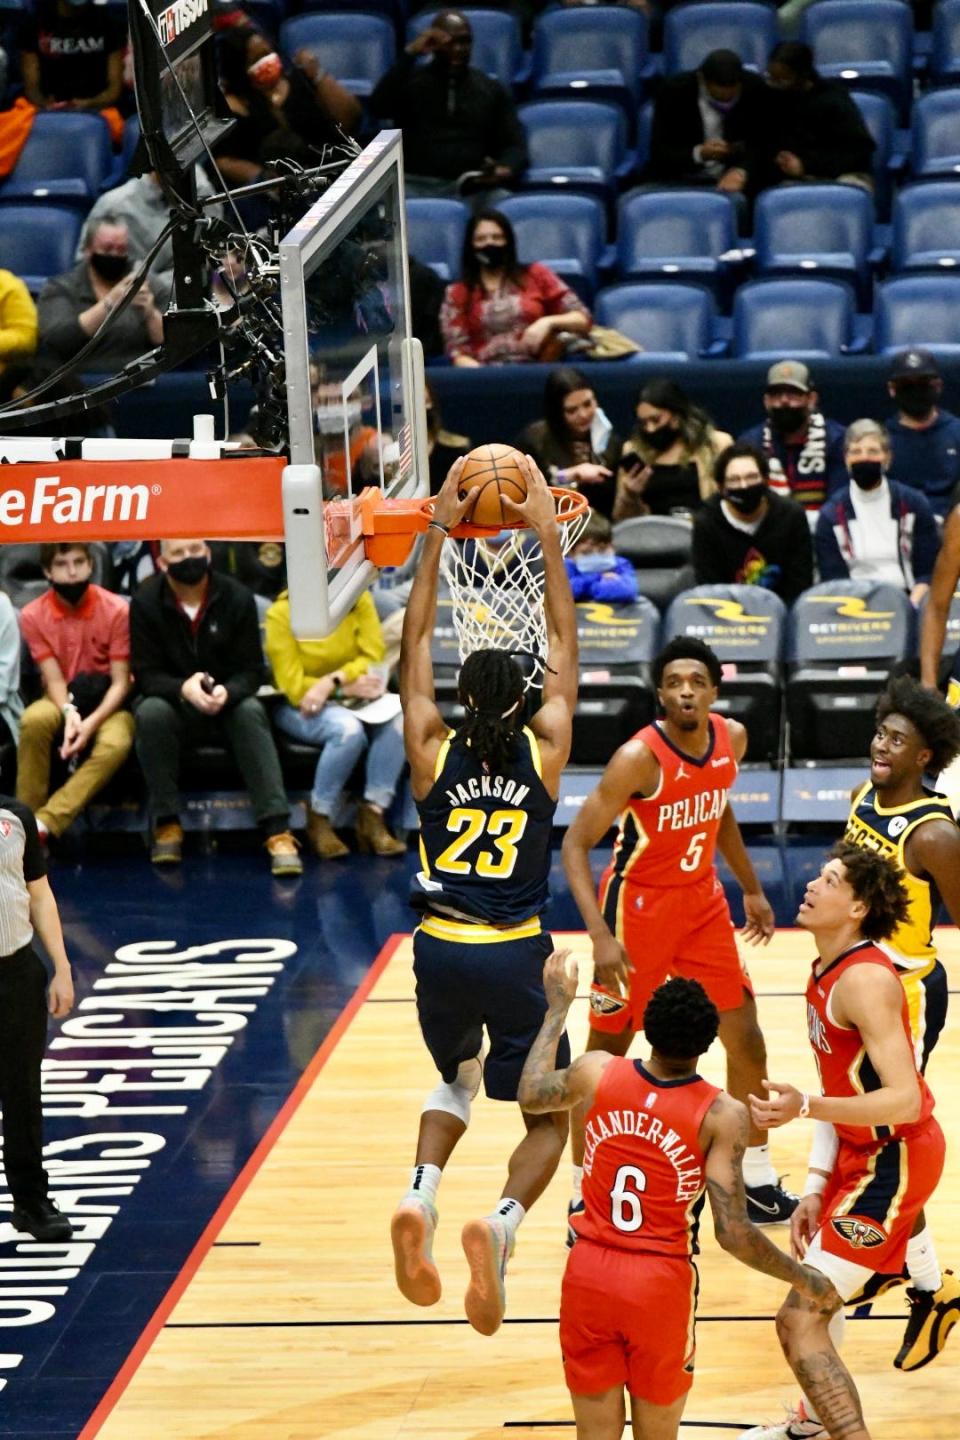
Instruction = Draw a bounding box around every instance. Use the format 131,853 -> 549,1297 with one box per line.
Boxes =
405,198 -> 468,280
732,279 -> 853,359
931,0 -> 960,79
532,8 -> 648,82
754,184 -> 873,265
575,596 -> 661,666
612,515 -> 694,566
407,8 -> 522,86
617,190 -> 736,267
8,112 -> 112,192
801,0 -> 912,72
636,100 -> 654,173
594,282 -> 714,358
850,89 -> 893,172
519,101 -> 626,171
663,585 -> 786,663
787,580 -> 913,665
892,183 -> 960,268
663,1 -> 777,75
0,203 -> 83,284
278,13 -> 395,79
499,194 -> 604,276
912,90 -> 960,174
874,275 -> 960,352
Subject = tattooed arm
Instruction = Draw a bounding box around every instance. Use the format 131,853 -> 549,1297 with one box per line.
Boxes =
704,1096 -> 839,1308
517,950 -> 613,1113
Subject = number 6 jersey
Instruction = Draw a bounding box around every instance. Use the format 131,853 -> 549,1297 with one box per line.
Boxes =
411,726 -> 557,926
573,1057 -> 721,1255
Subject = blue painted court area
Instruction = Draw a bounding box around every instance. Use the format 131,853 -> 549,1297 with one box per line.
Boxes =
0,838 -> 828,1437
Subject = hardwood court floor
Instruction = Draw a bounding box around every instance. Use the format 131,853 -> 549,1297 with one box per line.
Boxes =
92,929 -> 960,1440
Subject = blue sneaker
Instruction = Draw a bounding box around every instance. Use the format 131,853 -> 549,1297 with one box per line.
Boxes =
745,1178 -> 799,1224
567,1198 -> 585,1248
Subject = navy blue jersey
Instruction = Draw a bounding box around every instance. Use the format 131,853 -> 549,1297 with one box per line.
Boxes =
412,726 -> 556,926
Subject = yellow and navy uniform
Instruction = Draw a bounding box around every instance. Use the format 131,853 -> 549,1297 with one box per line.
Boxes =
844,781 -> 954,1068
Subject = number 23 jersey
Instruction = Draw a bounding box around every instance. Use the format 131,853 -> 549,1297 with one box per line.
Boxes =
412,725 -> 557,925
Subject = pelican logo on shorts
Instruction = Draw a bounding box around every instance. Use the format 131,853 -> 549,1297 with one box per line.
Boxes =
888,816 -> 909,838
832,1216 -> 887,1249
589,984 -> 628,1018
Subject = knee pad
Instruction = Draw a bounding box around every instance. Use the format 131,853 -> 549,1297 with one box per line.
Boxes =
422,1077 -> 473,1126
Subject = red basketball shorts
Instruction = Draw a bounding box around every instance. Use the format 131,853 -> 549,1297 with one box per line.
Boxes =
560,1239 -> 698,1404
590,869 -> 752,1034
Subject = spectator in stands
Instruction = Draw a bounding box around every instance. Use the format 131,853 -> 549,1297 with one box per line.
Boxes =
19,0 -> 125,130
215,25 -> 360,185
425,379 -> 471,494
515,367 -> 622,518
815,419 -> 940,606
16,542 -> 134,844
648,48 -> 771,196
692,440 -> 814,601
37,215 -> 163,371
886,349 -> 960,520
564,509 -> 638,604
739,360 -> 847,514
130,539 -> 302,876
765,41 -> 875,191
210,542 -> 286,602
613,377 -> 731,521
441,210 -> 590,366
264,588 -> 406,860
0,590 -> 23,754
370,10 -> 527,200
0,269 -> 37,379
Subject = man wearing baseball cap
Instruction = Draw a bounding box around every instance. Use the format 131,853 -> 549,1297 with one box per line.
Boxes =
887,349 -> 960,520
739,360 -> 846,514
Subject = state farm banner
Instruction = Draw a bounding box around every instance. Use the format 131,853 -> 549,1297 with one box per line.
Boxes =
0,458 -> 286,542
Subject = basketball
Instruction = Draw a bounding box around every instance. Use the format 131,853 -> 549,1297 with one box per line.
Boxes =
458,444 -> 529,527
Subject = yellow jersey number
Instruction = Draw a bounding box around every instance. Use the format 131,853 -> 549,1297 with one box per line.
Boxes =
434,807 -> 529,879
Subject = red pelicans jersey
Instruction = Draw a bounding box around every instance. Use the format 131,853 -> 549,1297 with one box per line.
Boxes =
610,716 -> 737,887
806,941 -> 935,1147
573,1057 -> 721,1255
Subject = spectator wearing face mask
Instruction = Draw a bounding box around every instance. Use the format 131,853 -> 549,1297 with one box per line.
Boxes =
648,48 -> 772,197
815,420 -> 940,607
36,216 -> 163,370
739,360 -> 847,515
564,510 -> 638,604
692,441 -> 813,602
886,349 -> 960,520
614,378 -> 731,521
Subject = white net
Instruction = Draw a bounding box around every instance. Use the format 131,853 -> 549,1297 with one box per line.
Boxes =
437,492 -> 589,688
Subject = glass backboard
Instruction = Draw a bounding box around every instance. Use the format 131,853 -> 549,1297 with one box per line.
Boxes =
279,130 -> 428,639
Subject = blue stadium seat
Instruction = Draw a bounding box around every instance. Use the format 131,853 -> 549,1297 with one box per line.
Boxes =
531,8 -> 649,109
874,275 -> 960,357
636,100 -> 654,175
732,278 -> 856,360
518,101 -> 635,201
406,9 -> 527,88
405,198 -> 468,281
0,113 -> 113,208
615,189 -> 738,298
801,0 -> 913,114
662,2 -> 778,76
891,183 -> 960,274
752,184 -> 878,303
593,283 -> 721,361
849,90 -> 901,218
499,193 -> 609,301
928,0 -> 960,84
911,89 -> 960,177
278,13 -> 396,97
0,203 -> 84,293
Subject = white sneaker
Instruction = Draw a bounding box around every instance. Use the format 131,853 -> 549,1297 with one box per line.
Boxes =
740,1404 -> 826,1438
391,1196 -> 440,1306
461,1214 -> 514,1336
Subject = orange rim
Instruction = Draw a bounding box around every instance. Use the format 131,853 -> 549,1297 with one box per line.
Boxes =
416,486 -> 590,539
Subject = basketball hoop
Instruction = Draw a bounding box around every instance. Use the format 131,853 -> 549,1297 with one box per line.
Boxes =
357,485 -> 590,687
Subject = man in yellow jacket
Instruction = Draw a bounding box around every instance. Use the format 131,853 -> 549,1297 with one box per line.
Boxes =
0,268 -> 37,379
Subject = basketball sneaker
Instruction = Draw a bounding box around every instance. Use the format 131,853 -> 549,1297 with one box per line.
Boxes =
566,1198 -> 585,1248
894,1269 -> 960,1371
739,1401 -> 826,1438
461,1215 -> 514,1336
745,1177 -> 799,1224
391,1196 -> 441,1307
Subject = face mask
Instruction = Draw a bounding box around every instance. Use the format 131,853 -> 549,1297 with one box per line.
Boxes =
895,382 -> 938,419
166,555 -> 210,586
89,252 -> 130,283
709,96 -> 738,113
767,403 -> 807,436
724,482 -> 766,515
247,52 -> 283,90
573,551 -> 616,573
849,460 -> 884,491
644,423 -> 679,453
474,244 -> 507,268
51,578 -> 90,606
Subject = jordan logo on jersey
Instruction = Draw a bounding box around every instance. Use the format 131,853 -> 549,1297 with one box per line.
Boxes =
675,763 -> 689,780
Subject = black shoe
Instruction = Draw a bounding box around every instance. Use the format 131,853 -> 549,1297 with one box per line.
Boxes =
12,1198 -> 73,1241
894,1271 -> 960,1371
566,1198 -> 585,1249
745,1178 -> 799,1224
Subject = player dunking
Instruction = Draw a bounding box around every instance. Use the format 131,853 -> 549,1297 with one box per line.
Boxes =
840,675 -> 960,1369
390,457 -> 578,1335
562,637 -> 796,1239
517,966 -> 832,1440
744,845 -> 947,1440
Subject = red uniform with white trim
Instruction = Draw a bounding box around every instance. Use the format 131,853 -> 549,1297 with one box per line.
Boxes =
560,1057 -> 721,1402
591,714 -> 752,1033
807,942 -> 944,1277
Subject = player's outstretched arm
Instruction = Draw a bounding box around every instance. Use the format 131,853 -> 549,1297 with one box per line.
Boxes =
920,506 -> 960,688
704,1096 -> 836,1307
518,951 -> 611,1113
